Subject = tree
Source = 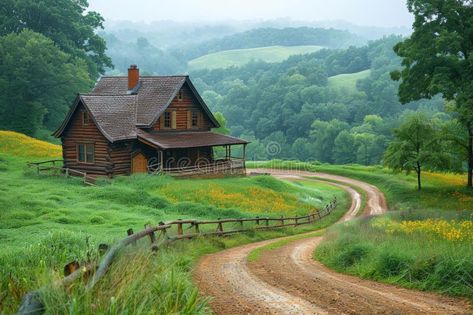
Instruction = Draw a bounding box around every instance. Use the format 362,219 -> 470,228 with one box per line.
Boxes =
384,113 -> 449,190
391,0 -> 473,188
0,0 -> 112,78
0,30 -> 93,135
332,131 -> 357,164
213,112 -> 230,135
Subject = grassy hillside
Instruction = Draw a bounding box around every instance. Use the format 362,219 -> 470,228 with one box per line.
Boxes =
0,130 -> 61,158
188,45 -> 323,70
248,161 -> 473,300
248,161 -> 473,211
327,69 -> 371,95
0,132 -> 349,313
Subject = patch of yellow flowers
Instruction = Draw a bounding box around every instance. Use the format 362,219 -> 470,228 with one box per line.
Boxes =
162,183 -> 300,214
372,217 -> 473,242
0,130 -> 62,158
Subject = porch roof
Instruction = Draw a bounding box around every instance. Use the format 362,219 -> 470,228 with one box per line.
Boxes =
137,131 -> 249,149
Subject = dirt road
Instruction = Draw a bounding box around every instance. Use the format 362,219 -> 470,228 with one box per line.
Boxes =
193,169 -> 471,314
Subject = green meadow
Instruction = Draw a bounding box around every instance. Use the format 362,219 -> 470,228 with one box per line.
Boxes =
188,45 -> 323,70
0,132 -> 349,313
327,69 -> 371,95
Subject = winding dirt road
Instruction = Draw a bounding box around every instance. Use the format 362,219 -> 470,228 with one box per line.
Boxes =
193,169 -> 471,314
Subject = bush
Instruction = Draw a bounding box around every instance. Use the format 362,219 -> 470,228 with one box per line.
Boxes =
338,244 -> 371,267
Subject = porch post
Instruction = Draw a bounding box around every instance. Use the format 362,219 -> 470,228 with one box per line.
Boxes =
243,144 -> 247,170
160,150 -> 164,172
229,145 -> 232,160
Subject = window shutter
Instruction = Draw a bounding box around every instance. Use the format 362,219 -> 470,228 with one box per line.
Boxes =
199,112 -> 203,128
159,114 -> 164,129
187,111 -> 192,129
171,111 -> 177,129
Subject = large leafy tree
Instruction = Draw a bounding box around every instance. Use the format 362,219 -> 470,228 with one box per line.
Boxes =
391,0 -> 473,187
0,30 -> 92,135
0,0 -> 112,78
384,113 -> 449,190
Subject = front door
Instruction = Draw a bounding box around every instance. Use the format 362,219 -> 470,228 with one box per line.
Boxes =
132,153 -> 148,173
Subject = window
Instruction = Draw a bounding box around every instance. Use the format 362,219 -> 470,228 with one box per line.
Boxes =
77,143 -> 94,163
82,111 -> 91,125
164,112 -> 171,128
191,111 -> 199,127
178,89 -> 184,101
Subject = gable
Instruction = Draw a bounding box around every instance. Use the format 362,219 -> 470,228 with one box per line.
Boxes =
54,75 -> 220,141
153,82 -> 214,131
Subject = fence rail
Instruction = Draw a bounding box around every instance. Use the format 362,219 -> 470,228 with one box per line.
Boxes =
27,160 -> 96,186
17,197 -> 337,315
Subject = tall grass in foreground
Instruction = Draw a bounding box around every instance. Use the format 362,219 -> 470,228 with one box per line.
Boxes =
1,202 -> 348,314
315,210 -> 473,299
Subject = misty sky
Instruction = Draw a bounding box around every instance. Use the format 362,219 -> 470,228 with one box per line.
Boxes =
88,0 -> 413,28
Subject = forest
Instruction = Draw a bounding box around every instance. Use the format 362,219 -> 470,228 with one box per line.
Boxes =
0,0 -> 472,188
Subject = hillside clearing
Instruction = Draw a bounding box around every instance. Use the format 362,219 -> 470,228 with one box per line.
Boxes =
328,69 -> 371,95
188,45 -> 323,70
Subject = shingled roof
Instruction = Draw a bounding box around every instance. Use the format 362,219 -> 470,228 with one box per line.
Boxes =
137,130 -> 248,149
53,75 -> 221,143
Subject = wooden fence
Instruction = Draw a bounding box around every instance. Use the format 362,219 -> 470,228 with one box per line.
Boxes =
17,197 -> 336,314
27,160 -> 96,185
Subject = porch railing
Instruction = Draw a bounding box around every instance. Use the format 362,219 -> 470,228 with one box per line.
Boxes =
153,159 -> 245,176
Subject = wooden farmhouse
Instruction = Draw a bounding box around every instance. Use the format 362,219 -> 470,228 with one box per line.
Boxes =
53,65 -> 248,177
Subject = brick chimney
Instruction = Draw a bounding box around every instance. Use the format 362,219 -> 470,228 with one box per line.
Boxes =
128,65 -> 139,90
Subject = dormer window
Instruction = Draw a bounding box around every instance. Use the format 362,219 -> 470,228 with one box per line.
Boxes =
82,111 -> 91,125
164,112 -> 171,128
191,111 -> 198,127
178,89 -> 184,101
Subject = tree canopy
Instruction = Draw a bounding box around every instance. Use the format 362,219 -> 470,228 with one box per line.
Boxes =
0,0 -> 112,78
391,0 -> 473,187
0,30 -> 93,136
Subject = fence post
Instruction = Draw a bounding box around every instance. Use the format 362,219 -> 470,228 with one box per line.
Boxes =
159,221 -> 168,240
194,222 -> 200,234
127,228 -> 136,246
217,218 -> 223,234
280,216 -> 284,226
265,217 -> 269,227
177,219 -> 183,236
256,216 -> 260,225
145,224 -> 158,252
239,218 -> 244,229
295,217 -> 299,226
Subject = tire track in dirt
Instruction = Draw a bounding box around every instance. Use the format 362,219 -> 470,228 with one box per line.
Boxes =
193,169 -> 471,314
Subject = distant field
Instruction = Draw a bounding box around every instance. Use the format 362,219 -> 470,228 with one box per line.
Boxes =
188,45 -> 323,70
328,69 -> 371,95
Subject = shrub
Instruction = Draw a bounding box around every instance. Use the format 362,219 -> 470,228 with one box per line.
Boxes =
338,244 -> 371,267
376,249 -> 412,278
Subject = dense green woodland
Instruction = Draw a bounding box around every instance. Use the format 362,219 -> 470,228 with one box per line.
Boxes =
191,36 -> 445,165
0,0 -> 472,184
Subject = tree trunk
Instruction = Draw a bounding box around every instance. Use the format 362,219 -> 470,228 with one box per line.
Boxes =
416,162 -> 421,191
468,126 -> 473,189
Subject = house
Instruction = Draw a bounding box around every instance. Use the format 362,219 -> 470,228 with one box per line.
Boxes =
53,65 -> 248,177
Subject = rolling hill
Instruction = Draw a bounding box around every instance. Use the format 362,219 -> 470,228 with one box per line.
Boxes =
188,45 -> 323,70
0,130 -> 62,158
327,69 -> 371,95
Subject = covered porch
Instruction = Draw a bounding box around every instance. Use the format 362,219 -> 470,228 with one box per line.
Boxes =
134,131 -> 248,176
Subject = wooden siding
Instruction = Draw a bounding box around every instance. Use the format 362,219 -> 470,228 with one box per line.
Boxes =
109,141 -> 133,176
153,82 -> 212,131
61,103 -> 112,176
